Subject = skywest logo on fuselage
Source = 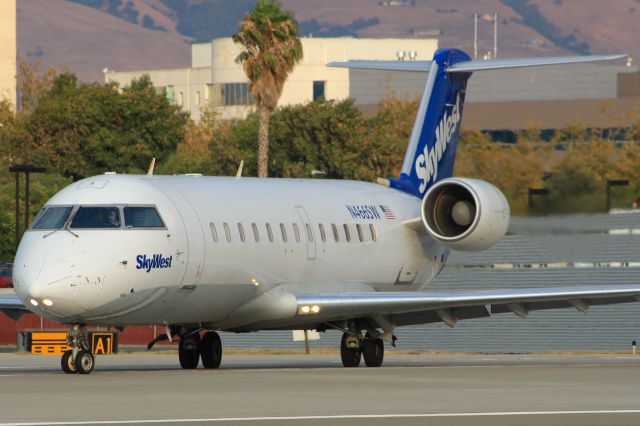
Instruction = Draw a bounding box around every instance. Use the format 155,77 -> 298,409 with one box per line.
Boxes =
136,254 -> 173,273
414,93 -> 462,194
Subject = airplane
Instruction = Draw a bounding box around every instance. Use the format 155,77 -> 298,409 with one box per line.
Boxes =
2,48 -> 639,375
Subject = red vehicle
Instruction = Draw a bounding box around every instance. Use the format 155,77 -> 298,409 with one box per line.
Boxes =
0,266 -> 12,288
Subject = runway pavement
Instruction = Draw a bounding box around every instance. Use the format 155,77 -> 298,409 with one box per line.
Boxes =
0,353 -> 639,425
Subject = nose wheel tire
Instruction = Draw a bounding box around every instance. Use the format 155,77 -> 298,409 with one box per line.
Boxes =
340,332 -> 362,367
362,335 -> 384,367
75,349 -> 95,374
61,350 -> 77,374
178,334 -> 201,369
201,331 -> 222,369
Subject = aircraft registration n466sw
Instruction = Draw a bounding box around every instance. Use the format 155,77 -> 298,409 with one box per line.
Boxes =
2,49 -> 638,374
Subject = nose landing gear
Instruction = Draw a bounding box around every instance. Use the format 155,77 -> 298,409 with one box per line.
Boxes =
61,324 -> 95,374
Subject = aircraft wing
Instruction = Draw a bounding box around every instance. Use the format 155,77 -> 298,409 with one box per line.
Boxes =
295,285 -> 640,328
0,292 -> 29,321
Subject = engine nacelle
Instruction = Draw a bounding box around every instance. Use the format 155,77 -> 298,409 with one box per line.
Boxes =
421,178 -> 510,251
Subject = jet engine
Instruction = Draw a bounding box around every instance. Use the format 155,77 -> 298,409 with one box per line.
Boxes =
421,178 -> 510,251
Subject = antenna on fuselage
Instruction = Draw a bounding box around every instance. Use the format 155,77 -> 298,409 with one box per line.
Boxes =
147,157 -> 156,176
236,160 -> 244,178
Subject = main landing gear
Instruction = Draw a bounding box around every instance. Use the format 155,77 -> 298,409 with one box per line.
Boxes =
178,330 -> 222,370
61,324 -> 95,374
340,331 -> 385,368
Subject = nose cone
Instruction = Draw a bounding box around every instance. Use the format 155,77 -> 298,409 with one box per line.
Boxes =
13,233 -> 96,321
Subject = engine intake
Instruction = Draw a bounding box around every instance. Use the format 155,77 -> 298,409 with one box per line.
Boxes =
421,178 -> 510,251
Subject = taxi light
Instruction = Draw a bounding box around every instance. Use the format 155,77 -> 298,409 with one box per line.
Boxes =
42,299 -> 53,307
311,305 -> 320,313
29,299 -> 39,307
300,305 -> 310,314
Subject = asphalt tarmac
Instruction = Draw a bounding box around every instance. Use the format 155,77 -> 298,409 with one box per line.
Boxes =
0,353 -> 639,425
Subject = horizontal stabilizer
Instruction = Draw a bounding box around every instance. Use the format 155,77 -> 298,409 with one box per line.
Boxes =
327,60 -> 432,72
328,54 -> 625,74
448,54 -> 626,73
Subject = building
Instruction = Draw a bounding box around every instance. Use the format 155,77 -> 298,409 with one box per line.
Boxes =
0,0 -> 16,108
104,37 -> 439,121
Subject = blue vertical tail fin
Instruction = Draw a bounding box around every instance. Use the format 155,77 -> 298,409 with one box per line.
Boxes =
328,51 -> 625,198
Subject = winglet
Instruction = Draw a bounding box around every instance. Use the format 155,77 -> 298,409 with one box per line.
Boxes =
147,158 -> 156,176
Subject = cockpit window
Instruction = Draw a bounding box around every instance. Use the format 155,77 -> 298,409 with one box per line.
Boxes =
123,206 -> 165,228
31,207 -> 73,230
70,207 -> 121,229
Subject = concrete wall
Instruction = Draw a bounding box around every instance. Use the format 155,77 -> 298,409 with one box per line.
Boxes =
0,0 -> 16,108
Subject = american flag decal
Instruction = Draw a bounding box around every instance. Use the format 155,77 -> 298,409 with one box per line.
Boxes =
379,205 -> 395,219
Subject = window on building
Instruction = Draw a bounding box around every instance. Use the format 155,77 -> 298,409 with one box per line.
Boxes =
178,92 -> 184,106
196,91 -> 201,106
313,81 -> 326,101
213,83 -> 255,107
166,85 -> 174,103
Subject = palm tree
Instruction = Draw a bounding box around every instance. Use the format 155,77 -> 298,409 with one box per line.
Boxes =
233,0 -> 303,177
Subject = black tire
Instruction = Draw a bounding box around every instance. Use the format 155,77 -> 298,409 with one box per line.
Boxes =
340,332 -> 361,367
75,349 -> 95,374
61,350 -> 77,374
362,336 -> 384,367
201,331 -> 222,369
179,334 -> 200,369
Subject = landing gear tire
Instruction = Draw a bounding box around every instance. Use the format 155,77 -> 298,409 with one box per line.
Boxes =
362,335 -> 384,367
75,349 -> 95,374
201,331 -> 222,369
179,334 -> 200,369
61,350 -> 77,374
340,332 -> 362,367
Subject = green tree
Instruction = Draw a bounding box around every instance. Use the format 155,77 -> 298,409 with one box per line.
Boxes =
24,73 -> 187,179
233,0 -> 303,177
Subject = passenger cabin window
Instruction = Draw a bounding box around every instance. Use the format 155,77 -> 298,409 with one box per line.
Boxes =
223,223 -> 231,242
280,223 -> 287,242
369,224 -> 377,242
266,223 -> 274,242
356,224 -> 364,242
124,206 -> 164,228
293,223 -> 301,242
252,223 -> 259,242
238,223 -> 246,242
343,224 -> 351,242
70,207 -> 121,229
332,224 -> 339,242
305,223 -> 314,242
210,223 -> 218,242
32,206 -> 73,230
318,224 -> 326,242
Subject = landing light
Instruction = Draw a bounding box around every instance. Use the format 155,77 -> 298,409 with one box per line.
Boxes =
298,305 -> 321,315
29,299 -> 39,307
42,299 -> 53,307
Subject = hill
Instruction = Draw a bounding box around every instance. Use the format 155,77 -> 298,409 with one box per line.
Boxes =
17,0 -> 638,83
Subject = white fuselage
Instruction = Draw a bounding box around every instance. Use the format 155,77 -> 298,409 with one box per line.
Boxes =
13,175 -> 446,329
